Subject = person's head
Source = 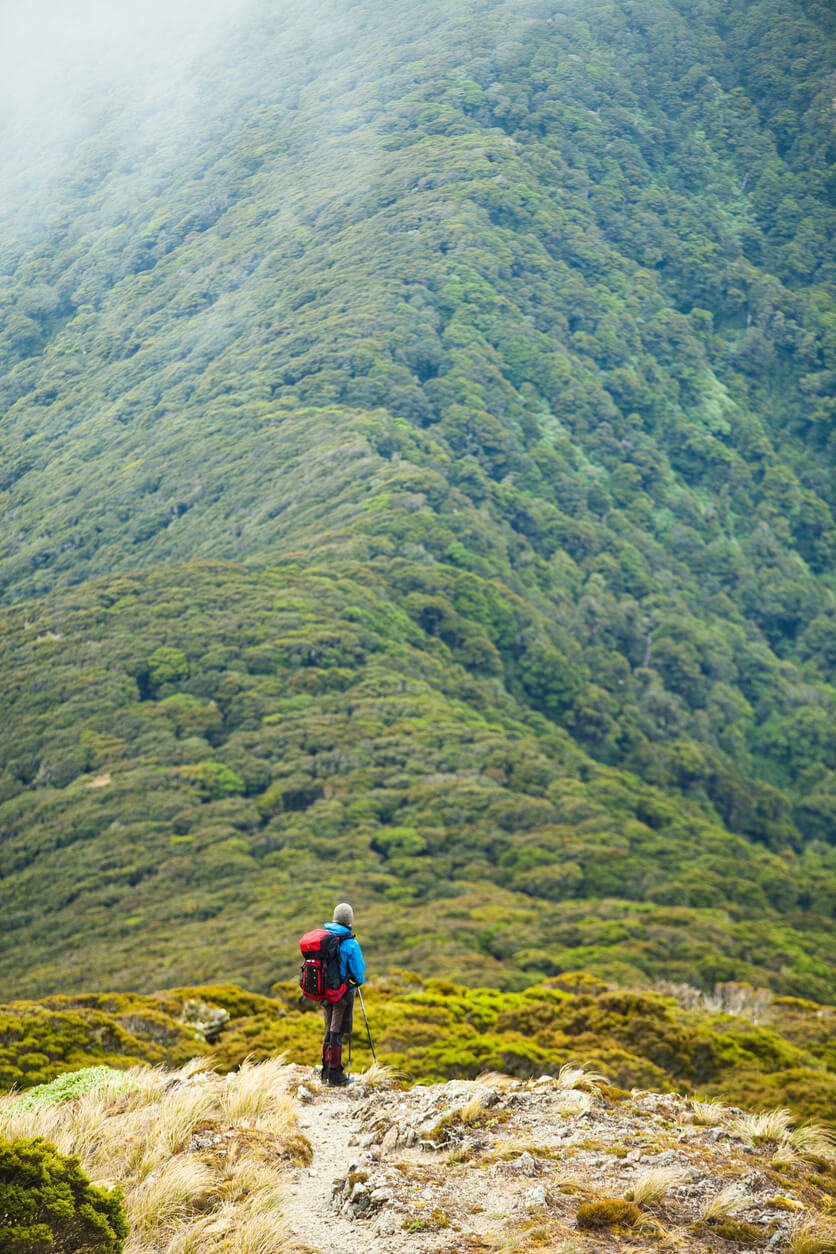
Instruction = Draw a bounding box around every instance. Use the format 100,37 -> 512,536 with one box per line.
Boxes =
333,902 -> 354,927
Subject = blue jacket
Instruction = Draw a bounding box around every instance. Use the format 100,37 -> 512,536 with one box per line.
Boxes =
324,921 -> 365,986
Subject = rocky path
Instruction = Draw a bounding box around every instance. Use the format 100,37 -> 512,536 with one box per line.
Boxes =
279,1068 -> 831,1253
283,1081 -> 448,1254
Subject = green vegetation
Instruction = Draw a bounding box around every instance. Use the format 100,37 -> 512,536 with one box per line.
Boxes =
15,1069 -> 140,1113
2,976 -> 833,1121
0,1138 -> 127,1253
0,564 -> 833,1003
0,992 -> 212,1092
0,1060 -> 305,1252
403,1209 -> 452,1233
700,1217 -> 766,1245
576,1198 -> 642,1230
0,0 -> 832,1002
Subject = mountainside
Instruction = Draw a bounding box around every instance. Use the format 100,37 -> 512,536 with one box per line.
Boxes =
0,0 -> 833,1000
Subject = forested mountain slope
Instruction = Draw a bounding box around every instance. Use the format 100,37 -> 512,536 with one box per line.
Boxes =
0,0 -> 833,999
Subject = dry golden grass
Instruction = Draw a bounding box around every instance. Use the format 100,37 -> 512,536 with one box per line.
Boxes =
154,1193 -> 289,1254
556,1062 -> 606,1094
459,1092 -> 489,1123
689,1098 -> 726,1126
355,1061 -> 401,1087
220,1055 -> 290,1124
156,1085 -> 215,1156
625,1165 -> 689,1208
0,1057 -> 309,1253
127,1156 -> 215,1232
772,1142 -> 803,1170
496,1222 -> 587,1252
701,1183 -> 748,1221
786,1123 -> 836,1165
476,1071 -> 520,1093
481,1136 -> 558,1165
730,1107 -> 793,1143
788,1217 -> 836,1254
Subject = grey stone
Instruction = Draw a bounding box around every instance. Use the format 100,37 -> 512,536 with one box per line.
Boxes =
524,1185 -> 548,1209
376,1211 -> 400,1236
179,999 -> 229,1042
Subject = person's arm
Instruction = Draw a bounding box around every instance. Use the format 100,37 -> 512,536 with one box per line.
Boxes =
347,940 -> 365,986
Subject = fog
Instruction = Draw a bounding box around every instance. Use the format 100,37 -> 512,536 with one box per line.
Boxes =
0,0 -> 262,213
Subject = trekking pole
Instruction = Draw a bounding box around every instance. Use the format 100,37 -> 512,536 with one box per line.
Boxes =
357,986 -> 377,1064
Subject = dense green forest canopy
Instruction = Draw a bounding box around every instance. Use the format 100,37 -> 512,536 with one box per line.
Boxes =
0,0 -> 833,1000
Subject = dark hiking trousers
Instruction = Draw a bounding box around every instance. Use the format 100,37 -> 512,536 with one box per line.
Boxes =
321,988 -> 355,1078
322,987 -> 355,1039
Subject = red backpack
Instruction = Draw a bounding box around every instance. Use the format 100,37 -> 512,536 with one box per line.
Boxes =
298,927 -> 352,1003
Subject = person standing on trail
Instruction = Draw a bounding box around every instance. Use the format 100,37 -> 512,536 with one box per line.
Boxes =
320,902 -> 365,1087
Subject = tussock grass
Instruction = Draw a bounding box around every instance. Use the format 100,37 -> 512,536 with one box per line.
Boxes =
771,1142 -> 802,1171
788,1218 -> 836,1254
226,1202 -> 290,1254
0,1057 -> 308,1252
731,1107 -> 793,1142
355,1061 -> 400,1087
155,1085 -> 215,1156
626,1165 -> 689,1208
128,1156 -> 215,1231
161,1194 -> 289,1254
178,1055 -> 217,1080
476,1071 -> 520,1093
497,1222 -> 586,1252
576,1197 -> 643,1230
701,1184 -> 748,1221
767,1122 -> 836,1172
459,1092 -> 488,1123
221,1055 -> 289,1124
556,1062 -> 606,1094
786,1123 -> 836,1165
425,1090 -> 511,1150
482,1136 -> 559,1165
689,1098 -> 726,1126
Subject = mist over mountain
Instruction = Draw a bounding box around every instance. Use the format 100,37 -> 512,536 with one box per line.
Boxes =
0,0 -> 833,1003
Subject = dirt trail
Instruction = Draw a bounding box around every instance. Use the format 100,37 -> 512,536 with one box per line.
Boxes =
283,1089 -> 365,1252
283,1084 -> 446,1254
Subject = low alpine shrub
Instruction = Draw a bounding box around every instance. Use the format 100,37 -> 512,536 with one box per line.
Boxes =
0,1137 -> 127,1253
576,1198 -> 642,1230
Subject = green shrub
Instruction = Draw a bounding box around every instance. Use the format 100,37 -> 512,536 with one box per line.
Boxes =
576,1198 -> 642,1230
0,1138 -> 127,1253
15,1068 -> 139,1112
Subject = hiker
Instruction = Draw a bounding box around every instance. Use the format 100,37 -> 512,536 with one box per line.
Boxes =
320,902 -> 365,1086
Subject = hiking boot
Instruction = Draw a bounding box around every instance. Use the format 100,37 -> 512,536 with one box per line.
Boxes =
321,1037 -> 334,1083
327,1067 -> 350,1087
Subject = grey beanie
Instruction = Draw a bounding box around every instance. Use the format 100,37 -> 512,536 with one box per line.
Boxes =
333,902 -> 354,927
